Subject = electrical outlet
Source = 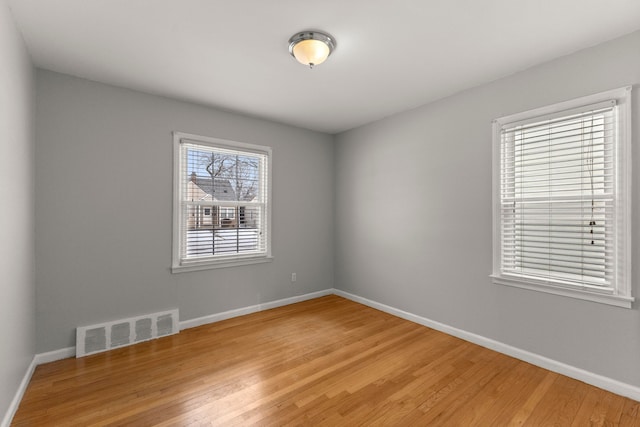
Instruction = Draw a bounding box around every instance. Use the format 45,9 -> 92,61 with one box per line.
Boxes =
291,273 -> 297,282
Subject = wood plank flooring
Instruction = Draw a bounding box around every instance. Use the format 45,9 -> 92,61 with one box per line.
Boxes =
12,295 -> 640,426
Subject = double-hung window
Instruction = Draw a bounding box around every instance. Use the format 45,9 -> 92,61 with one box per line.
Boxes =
492,87 -> 632,307
172,132 -> 272,272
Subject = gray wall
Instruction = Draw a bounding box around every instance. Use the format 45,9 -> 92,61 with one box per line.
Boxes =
25,21 -> 640,392
334,30 -> 640,386
0,0 -> 36,420
35,70 -> 334,352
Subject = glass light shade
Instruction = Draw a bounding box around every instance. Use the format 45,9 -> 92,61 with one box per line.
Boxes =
292,39 -> 330,67
288,31 -> 335,68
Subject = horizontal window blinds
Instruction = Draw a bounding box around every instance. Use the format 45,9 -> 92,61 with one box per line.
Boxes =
499,102 -> 616,289
178,141 -> 269,263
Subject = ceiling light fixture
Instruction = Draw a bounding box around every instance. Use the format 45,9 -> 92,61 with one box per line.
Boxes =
288,31 -> 335,69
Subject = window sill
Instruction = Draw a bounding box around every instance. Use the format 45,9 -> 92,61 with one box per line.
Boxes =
172,255 -> 273,273
491,274 -> 633,309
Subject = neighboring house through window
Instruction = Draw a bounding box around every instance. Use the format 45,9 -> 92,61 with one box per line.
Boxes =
172,132 -> 272,272
491,87 -> 632,308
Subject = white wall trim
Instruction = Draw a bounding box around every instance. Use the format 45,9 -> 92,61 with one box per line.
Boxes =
1,358 -> 36,427
2,347 -> 75,426
7,287 -> 638,427
333,289 -> 640,402
0,347 -> 76,427
179,289 -> 333,330
2,290 -> 332,425
33,347 -> 76,365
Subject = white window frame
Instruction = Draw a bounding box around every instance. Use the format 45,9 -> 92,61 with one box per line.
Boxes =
491,87 -> 633,308
172,132 -> 273,273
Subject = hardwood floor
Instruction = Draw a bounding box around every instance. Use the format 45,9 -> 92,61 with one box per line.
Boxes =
13,295 -> 640,426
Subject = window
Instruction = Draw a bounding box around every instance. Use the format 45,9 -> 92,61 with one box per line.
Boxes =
221,207 -> 235,219
172,132 -> 272,272
492,87 -> 632,308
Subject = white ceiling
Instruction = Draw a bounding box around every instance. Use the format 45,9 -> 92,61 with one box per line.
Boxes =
7,0 -> 640,134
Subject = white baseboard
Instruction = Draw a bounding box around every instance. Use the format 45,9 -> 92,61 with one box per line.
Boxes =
33,346 -> 75,365
2,347 -> 75,427
7,286 -> 637,427
2,290 -> 332,425
179,289 -> 333,330
334,289 -> 640,402
1,358 -> 36,427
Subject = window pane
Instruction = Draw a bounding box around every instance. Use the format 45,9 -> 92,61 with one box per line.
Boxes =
174,136 -> 270,267
185,147 -> 261,202
500,108 -> 615,288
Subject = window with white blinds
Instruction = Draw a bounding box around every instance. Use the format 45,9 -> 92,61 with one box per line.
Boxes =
172,132 -> 272,272
492,87 -> 632,307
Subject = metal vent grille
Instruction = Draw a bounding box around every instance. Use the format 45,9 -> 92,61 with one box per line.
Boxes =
76,309 -> 179,357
